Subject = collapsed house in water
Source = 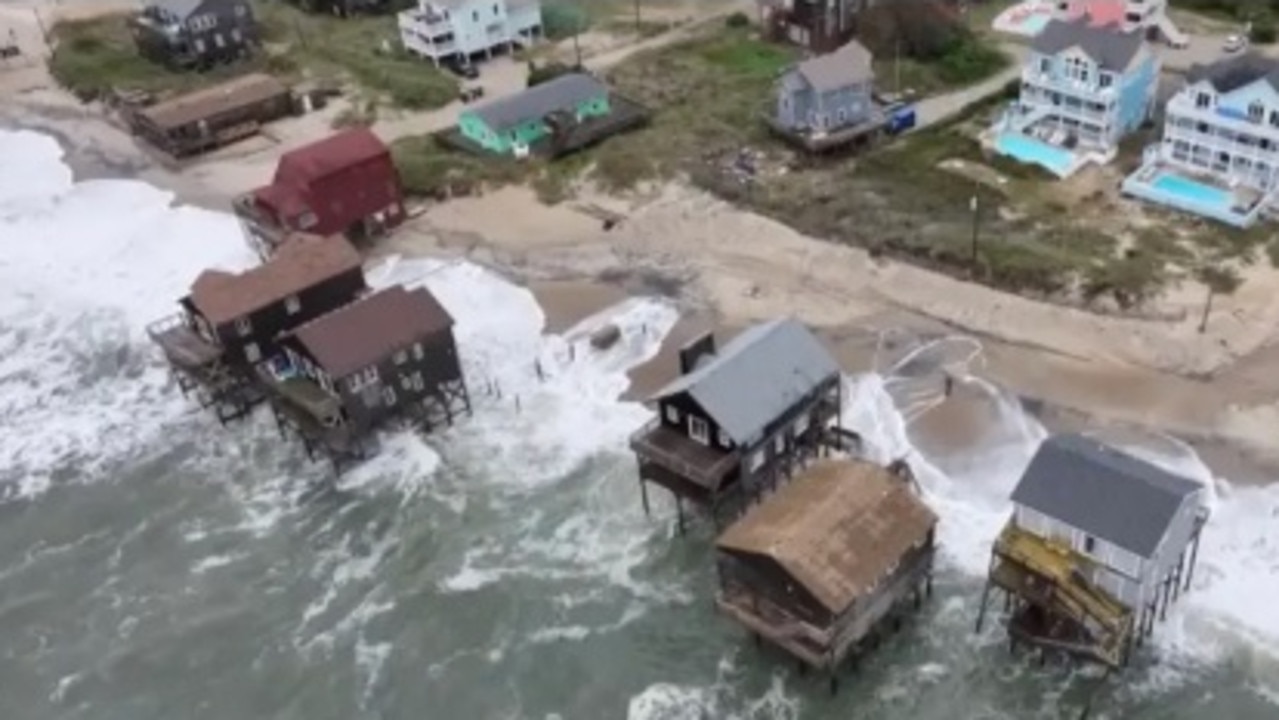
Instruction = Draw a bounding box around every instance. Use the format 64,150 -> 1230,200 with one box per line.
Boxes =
628,318 -> 842,532
976,433 -> 1209,668
715,458 -> 937,693
262,285 -> 472,472
146,234 -> 366,424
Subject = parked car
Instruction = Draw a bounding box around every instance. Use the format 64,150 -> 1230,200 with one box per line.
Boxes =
445,59 -> 479,80
459,86 -> 485,103
1224,34 -> 1247,53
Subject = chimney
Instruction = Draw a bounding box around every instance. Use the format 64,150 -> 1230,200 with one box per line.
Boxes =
678,332 -> 717,375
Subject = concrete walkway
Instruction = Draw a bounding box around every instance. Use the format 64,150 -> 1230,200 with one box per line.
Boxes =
912,43 -> 1028,131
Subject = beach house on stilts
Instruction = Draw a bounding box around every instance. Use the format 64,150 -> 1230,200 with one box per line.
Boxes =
715,458 -> 937,694
975,434 -> 1209,668
628,318 -> 842,533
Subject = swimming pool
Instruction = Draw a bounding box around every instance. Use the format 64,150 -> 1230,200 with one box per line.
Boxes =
1150,173 -> 1234,210
1020,14 -> 1051,35
994,133 -> 1077,177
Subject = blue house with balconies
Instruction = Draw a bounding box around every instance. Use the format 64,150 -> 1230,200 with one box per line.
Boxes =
1121,54 -> 1279,228
986,16 -> 1158,178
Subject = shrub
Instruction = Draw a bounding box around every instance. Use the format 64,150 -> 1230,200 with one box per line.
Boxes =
1251,22 -> 1277,44
528,60 -> 577,87
542,2 -> 589,40
725,11 -> 751,29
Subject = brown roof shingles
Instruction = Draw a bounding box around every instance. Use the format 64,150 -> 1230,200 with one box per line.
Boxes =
188,233 -> 361,325
716,459 -> 937,614
140,73 -> 290,130
290,285 -> 454,378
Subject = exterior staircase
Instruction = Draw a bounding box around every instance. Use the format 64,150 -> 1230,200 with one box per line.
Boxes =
991,523 -> 1134,667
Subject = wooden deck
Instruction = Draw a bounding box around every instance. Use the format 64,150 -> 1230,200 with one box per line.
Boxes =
989,523 -> 1133,667
762,111 -> 888,154
629,419 -> 739,493
146,315 -> 222,369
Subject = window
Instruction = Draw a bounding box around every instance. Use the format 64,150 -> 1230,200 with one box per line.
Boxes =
297,211 -> 318,229
1039,58 -> 1050,74
664,404 -> 680,424
472,10 -> 479,21
195,38 -> 206,53
244,342 -> 261,364
774,433 -> 785,454
1098,73 -> 1112,89
285,295 -> 301,315
412,342 -> 424,360
749,451 -> 765,472
394,349 -> 408,365
688,416 -> 709,445
1195,92 -> 1211,109
383,386 -> 397,406
402,375 -> 413,390
231,28 -> 242,43
235,316 -> 252,336
412,372 -> 424,392
214,33 -> 225,48
349,366 -> 380,392
718,429 -> 732,448
1084,535 -> 1097,554
493,3 -> 499,14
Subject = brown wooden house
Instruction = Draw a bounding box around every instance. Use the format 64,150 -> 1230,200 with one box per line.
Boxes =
629,318 -> 842,531
146,233 -> 366,422
715,458 -> 937,692
128,73 -> 293,158
264,285 -> 472,470
758,0 -> 868,53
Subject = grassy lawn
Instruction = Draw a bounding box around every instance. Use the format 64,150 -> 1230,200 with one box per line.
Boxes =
47,0 -> 456,110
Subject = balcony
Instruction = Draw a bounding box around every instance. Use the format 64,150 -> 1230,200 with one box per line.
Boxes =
1021,68 -> 1117,101
147,314 -> 222,370
629,418 -> 739,492
398,9 -> 451,36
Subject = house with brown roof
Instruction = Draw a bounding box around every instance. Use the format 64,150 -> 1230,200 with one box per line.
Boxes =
715,458 -> 937,691
267,285 -> 471,453
129,73 -> 293,158
234,127 -> 405,258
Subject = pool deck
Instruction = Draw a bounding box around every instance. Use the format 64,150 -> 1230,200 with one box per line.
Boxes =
1122,162 -> 1270,228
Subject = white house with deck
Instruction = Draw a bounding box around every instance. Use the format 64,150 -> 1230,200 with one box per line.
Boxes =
398,0 -> 541,66
1123,54 -> 1279,227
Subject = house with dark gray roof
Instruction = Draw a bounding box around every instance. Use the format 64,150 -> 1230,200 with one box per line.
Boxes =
628,318 -> 842,531
130,0 -> 258,70
775,39 -> 878,135
1009,433 -> 1208,610
988,16 -> 1158,178
457,73 -> 611,155
1119,52 -> 1279,229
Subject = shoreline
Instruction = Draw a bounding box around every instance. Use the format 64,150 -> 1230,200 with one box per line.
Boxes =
2,1 -> 1276,483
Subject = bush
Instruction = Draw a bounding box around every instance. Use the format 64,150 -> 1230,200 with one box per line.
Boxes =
528,60 -> 577,87
725,11 -> 750,28
1251,22 -> 1278,44
542,2 -> 589,40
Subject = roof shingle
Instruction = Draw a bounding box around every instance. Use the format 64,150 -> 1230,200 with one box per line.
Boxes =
289,285 -> 454,377
717,459 -> 937,614
472,73 -> 608,132
794,39 -> 874,92
188,234 -> 361,325
650,318 -> 840,446
1031,17 -> 1145,73
1010,434 -> 1204,559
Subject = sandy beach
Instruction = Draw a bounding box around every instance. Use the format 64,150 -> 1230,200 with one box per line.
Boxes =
4,0 -> 1279,477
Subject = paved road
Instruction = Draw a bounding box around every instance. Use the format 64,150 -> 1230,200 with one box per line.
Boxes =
912,43 -> 1028,131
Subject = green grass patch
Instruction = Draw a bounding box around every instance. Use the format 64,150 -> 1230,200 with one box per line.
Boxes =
46,1 -> 456,110
48,15 -> 265,101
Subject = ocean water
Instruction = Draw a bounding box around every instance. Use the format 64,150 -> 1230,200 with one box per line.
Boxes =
0,127 -> 1277,719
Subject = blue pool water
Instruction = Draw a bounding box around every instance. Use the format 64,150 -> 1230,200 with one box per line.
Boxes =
1151,173 -> 1235,210
994,133 -> 1077,176
1021,14 -> 1051,35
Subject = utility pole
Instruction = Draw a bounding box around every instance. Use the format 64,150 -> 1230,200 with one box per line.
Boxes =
895,36 -> 902,94
969,194 -> 980,267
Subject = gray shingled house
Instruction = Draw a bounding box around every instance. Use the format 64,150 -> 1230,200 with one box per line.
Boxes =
130,0 -> 258,70
976,433 -> 1210,667
775,39 -> 877,134
628,318 -> 842,531
457,73 -> 610,155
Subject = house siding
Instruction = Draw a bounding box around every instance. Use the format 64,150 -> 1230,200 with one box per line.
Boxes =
133,0 -> 258,68
776,71 -> 874,132
1116,52 -> 1158,137
459,92 -> 610,153
270,153 -> 405,237
1012,502 -> 1146,607
195,266 -> 366,368
399,0 -> 542,62
717,549 -> 833,627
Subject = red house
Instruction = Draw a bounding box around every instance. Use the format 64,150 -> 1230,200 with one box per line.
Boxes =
235,127 -> 405,258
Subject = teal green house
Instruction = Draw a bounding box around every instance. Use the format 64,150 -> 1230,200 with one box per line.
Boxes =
459,73 -> 611,155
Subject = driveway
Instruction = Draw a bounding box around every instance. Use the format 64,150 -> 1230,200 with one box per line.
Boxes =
912,43 -> 1028,130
